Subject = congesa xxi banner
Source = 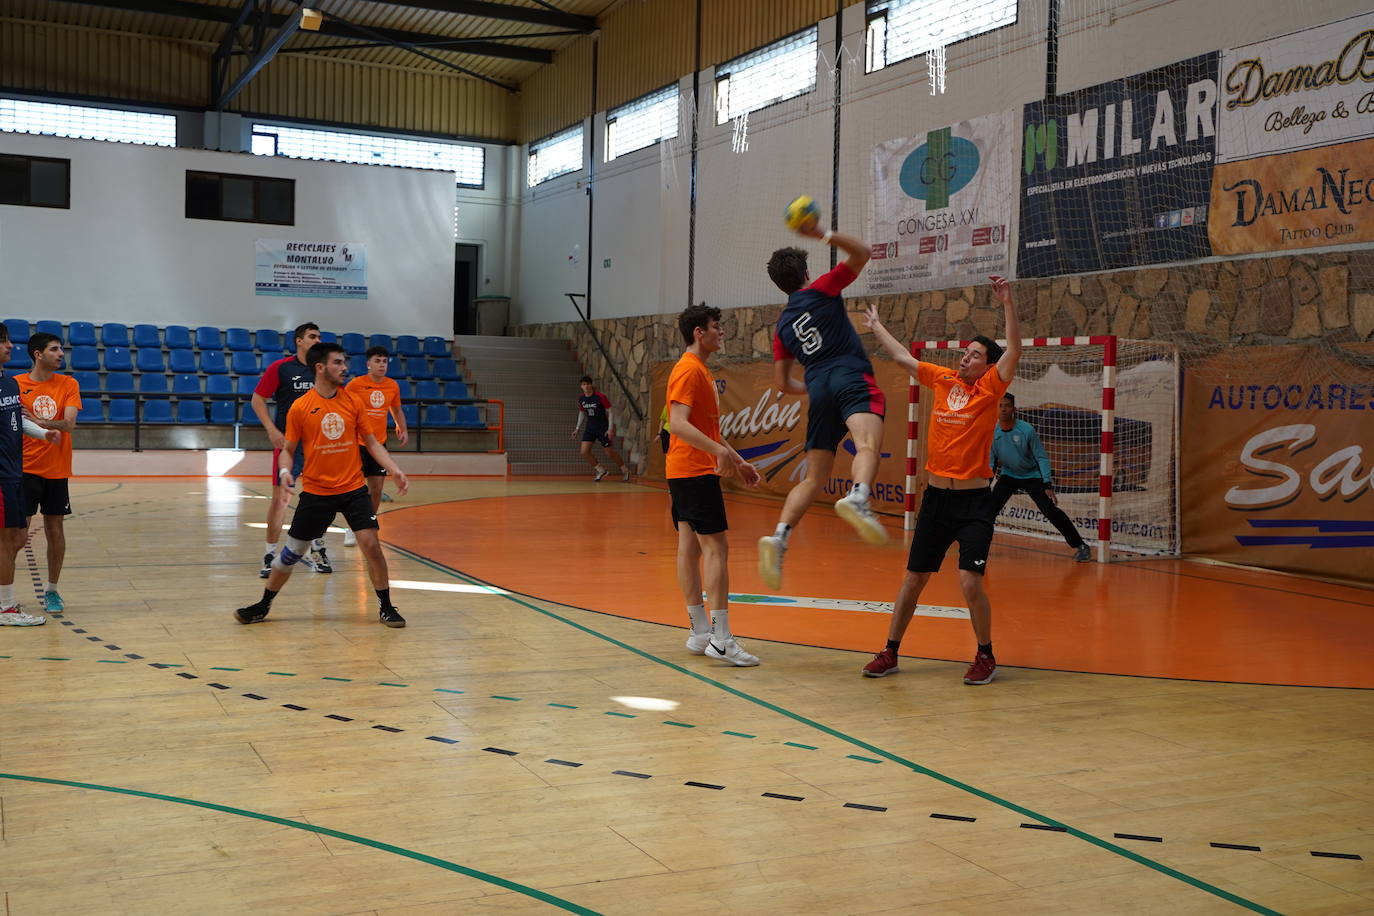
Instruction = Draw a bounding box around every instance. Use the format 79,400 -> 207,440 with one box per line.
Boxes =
1209,12 -> 1374,255
868,110 -> 1015,294
647,357 -> 910,516
1018,52 -> 1219,278
1180,345 -> 1374,587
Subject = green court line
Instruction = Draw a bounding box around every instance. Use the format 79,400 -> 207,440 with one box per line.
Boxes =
722,731 -> 756,739
491,695 -> 521,701
663,721 -> 694,729
434,688 -> 463,694
379,682 -> 409,688
548,703 -> 578,709
39,657 -> 70,661
322,676 -> 352,682
267,671 -> 297,677
385,541 -> 1283,916
96,660 -> 128,664
0,772 -> 600,915
210,667 -> 241,671
847,755 -> 883,765
603,711 -> 635,719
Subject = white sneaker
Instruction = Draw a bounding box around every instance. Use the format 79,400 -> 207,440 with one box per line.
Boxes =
621,466 -> 631,482
0,606 -> 46,626
593,466 -> 608,482
685,632 -> 712,655
706,637 -> 759,667
757,535 -> 785,590
835,493 -> 889,546
343,528 -> 357,547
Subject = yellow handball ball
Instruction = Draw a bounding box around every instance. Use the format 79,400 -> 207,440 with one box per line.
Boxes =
784,195 -> 821,233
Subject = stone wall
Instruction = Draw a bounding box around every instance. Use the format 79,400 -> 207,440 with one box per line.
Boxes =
514,250 -> 1374,463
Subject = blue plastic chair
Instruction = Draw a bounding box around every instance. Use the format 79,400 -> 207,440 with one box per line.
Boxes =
104,372 -> 135,393
132,324 -> 161,349
4,319 -> 30,344
143,400 -> 173,423
77,399 -> 104,422
341,333 -> 366,355
240,401 -> 257,424
72,371 -> 100,392
255,329 -> 281,352
404,357 -> 431,380
135,349 -> 165,373
35,320 -> 64,342
231,351 -> 260,375
236,375 -> 258,395
68,322 -> 97,347
176,400 -> 208,424
225,328 -> 253,351
200,350 -> 228,374
169,349 -> 197,374
138,373 -> 168,393
401,404 -> 419,428
5,351 -> 31,371
415,380 -> 440,400
368,333 -> 391,351
195,326 -> 222,350
107,398 -> 135,422
210,400 -> 237,424
422,404 -> 453,427
423,336 -> 449,358
395,379 -> 414,399
442,380 -> 470,400
454,405 -> 483,428
70,347 -> 100,371
206,376 -> 232,395
173,374 -> 201,394
165,325 -> 192,350
386,358 -> 405,379
103,347 -> 133,372
395,335 -> 421,357
318,331 -> 337,344
348,355 -> 368,378
101,323 -> 130,348
431,358 -> 460,381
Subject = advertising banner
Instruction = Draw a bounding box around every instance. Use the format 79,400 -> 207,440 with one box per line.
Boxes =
255,239 -> 368,298
1180,345 -> 1374,587
868,111 -> 1015,294
1018,52 -> 1219,278
1217,12 -> 1374,163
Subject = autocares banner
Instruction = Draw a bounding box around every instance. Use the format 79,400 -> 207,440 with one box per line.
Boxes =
1018,52 -> 1219,278
1180,345 -> 1374,586
255,239 -> 368,298
646,357 -> 911,516
868,110 -> 1015,294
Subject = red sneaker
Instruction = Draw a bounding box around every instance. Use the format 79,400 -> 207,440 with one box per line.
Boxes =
963,652 -> 997,685
862,647 -> 900,677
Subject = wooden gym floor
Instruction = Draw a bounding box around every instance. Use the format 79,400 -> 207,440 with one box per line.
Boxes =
1,476 -> 1370,915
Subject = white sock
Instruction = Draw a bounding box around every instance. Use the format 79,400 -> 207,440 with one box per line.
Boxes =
43,581 -> 56,594
853,483 -> 872,502
710,610 -> 731,642
686,603 -> 709,634
773,523 -> 792,544
265,542 -> 278,556
0,584 -> 13,608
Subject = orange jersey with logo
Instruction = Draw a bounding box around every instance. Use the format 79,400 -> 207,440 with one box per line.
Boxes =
917,361 -> 1011,480
16,373 -> 81,479
284,388 -> 366,495
345,375 -> 402,442
665,351 -> 721,479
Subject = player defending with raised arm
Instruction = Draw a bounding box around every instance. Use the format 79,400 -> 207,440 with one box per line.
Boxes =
860,276 -> 1022,685
343,345 -> 408,548
573,376 -> 629,482
667,304 -> 763,667
757,224 -> 886,590
235,343 -> 410,629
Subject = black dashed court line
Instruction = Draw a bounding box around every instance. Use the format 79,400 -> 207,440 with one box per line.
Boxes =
1115,833 -> 1164,843
325,714 -> 353,722
1210,842 -> 1262,852
282,704 -> 308,711
684,781 -> 723,790
613,770 -> 651,779
931,813 -> 977,822
176,672 -> 198,679
843,803 -> 886,812
481,746 -> 517,755
545,759 -> 582,768
762,792 -> 804,801
1021,823 -> 1067,833
426,736 -> 459,745
243,693 -> 267,700
373,725 -> 403,733
1311,851 -> 1363,860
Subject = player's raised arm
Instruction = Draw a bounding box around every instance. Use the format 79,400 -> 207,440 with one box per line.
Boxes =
800,223 -> 871,276
863,306 -> 920,374
990,275 -> 1022,382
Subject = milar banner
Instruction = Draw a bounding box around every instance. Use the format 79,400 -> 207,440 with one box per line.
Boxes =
1180,344 -> 1374,587
255,239 -> 368,299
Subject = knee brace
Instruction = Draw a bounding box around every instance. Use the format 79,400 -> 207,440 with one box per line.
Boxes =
273,536 -> 311,571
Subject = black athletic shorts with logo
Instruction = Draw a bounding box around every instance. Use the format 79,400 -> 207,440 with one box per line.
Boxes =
23,474 -> 71,517
906,486 -> 995,575
667,474 -> 728,535
358,446 -> 388,478
581,425 -> 612,447
0,479 -> 26,529
288,486 -> 379,541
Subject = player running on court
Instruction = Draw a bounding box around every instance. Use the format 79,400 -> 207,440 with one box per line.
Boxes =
343,345 -> 408,548
757,224 -> 886,590
574,376 -> 629,482
860,275 -> 1022,685
235,342 -> 409,628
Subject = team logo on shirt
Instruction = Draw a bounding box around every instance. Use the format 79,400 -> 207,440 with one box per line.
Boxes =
321,412 -> 346,440
946,386 -> 970,411
32,395 -> 58,420
369,390 -> 386,408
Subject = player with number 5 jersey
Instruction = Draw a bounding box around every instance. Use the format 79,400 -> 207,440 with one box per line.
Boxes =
758,221 -> 888,591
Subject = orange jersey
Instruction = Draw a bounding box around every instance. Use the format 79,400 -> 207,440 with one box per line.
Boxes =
346,375 -> 402,443
917,361 -> 1011,480
16,372 -> 81,479
665,351 -> 721,479
284,388 -> 366,496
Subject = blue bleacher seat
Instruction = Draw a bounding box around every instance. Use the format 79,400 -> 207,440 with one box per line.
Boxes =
422,404 -> 453,427
240,401 -> 257,424
195,326 -> 222,350
423,336 -> 449,358
176,400 -> 208,424
169,349 -> 197,374
415,380 -> 440,400
101,322 -> 130,348
103,347 -> 133,372
395,379 -> 414,399
454,405 -> 483,428
5,351 -> 31,371
404,357 -> 431,380
368,333 -> 391,351
319,331 -> 337,344
165,325 -> 192,350
173,374 -> 201,394
386,358 -> 405,379
68,322 -> 97,347
108,398 -> 135,422
348,355 -> 367,378
132,324 -> 161,349
210,400 -> 237,424
431,358 -> 460,381
104,372 -> 135,393
73,371 -> 100,392
206,376 -> 232,395
255,329 -> 281,352
135,349 -> 165,373
77,399 -> 104,422
225,328 -> 252,351
138,373 -> 168,393
71,347 -> 100,371
401,404 -> 419,428
395,335 -> 421,357
200,350 -> 228,374
35,320 -> 64,342
341,333 -> 366,355
442,380 -> 469,400
5,319 -> 30,344
143,400 -> 173,423
231,351 -> 260,375
236,375 -> 258,395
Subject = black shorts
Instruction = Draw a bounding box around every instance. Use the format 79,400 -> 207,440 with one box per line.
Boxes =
288,487 -> 379,541
804,365 -> 886,452
359,446 -> 387,478
23,474 -> 71,517
0,479 -> 26,529
668,474 -> 728,535
907,486 -> 996,575
581,426 -> 612,447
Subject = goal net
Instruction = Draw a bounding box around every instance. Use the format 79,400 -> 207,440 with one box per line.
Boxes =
906,335 -> 1179,559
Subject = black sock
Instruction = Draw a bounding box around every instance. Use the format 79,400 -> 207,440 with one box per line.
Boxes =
261,588 -> 279,606
886,639 -> 901,652
978,642 -> 993,657
375,587 -> 392,609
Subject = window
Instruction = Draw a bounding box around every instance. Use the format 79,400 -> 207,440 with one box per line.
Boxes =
0,97 -> 175,146
0,154 -> 70,208
714,28 -> 818,126
527,124 -> 583,187
185,171 -> 294,225
251,123 -> 484,187
606,85 -> 679,161
866,0 -> 1018,73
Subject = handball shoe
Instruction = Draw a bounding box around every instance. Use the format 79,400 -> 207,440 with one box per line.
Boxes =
0,606 -> 45,626
308,547 -> 333,574
234,602 -> 270,625
1073,544 -> 1091,562
835,493 -> 889,546
757,535 -> 786,590
258,552 -> 274,579
706,637 -> 759,667
685,631 -> 712,655
862,647 -> 900,677
379,606 -> 406,628
593,466 -> 608,482
963,652 -> 997,685
44,590 -> 65,612
621,465 -> 631,482
344,529 -> 357,547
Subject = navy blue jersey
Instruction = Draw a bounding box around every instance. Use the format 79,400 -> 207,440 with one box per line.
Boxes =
255,356 -> 315,429
579,391 -> 611,430
774,263 -> 872,379
0,376 -> 24,481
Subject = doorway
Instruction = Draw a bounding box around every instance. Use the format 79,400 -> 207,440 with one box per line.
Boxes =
454,244 -> 480,336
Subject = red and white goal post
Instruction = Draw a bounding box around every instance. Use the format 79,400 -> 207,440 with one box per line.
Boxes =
904,335 -> 1180,562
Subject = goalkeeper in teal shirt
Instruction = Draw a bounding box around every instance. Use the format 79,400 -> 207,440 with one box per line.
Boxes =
989,393 -> 1091,562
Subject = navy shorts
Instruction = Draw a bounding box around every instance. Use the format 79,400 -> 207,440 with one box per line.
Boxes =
581,426 -> 612,447
804,366 -> 886,452
906,486 -> 996,575
0,479 -> 27,529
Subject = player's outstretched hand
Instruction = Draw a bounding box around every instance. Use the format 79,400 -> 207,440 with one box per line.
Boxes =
989,274 -> 1013,305
397,429 -> 409,446
393,469 -> 409,496
863,304 -> 883,331
737,459 -> 761,488
43,429 -> 60,445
